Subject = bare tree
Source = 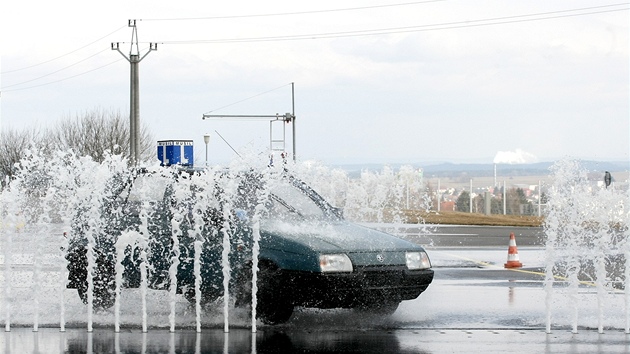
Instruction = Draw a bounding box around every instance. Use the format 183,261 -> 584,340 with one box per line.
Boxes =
505,187 -> 531,215
425,181 -> 437,211
0,127 -> 47,180
51,108 -> 154,163
0,108 -> 155,180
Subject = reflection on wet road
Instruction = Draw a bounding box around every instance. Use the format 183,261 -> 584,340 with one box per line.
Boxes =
4,326 -> 630,353
2,225 -> 630,352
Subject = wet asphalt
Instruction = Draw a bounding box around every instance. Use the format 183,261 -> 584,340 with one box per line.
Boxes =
3,327 -> 630,353
2,225 -> 630,353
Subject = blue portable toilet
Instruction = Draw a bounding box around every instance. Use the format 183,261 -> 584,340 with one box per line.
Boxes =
157,140 -> 194,166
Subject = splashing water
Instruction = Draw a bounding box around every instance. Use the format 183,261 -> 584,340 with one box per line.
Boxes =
544,159 -> 629,333
0,149 -> 429,331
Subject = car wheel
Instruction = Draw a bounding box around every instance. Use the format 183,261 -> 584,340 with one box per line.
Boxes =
256,263 -> 293,325
71,248 -> 116,310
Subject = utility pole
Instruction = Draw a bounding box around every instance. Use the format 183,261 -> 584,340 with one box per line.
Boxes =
112,20 -> 157,165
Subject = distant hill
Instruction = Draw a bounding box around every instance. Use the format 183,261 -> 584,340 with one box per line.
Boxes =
421,161 -> 628,178
333,160 -> 628,179
421,162 -> 551,177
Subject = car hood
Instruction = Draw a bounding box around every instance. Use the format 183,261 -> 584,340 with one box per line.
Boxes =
259,218 -> 422,254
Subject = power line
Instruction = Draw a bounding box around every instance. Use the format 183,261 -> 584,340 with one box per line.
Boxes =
2,48 -> 110,89
1,58 -> 124,92
1,25 -> 127,74
157,4 -> 629,45
3,4 -> 626,93
204,83 -> 292,114
2,43 -> 153,93
140,0 -> 445,21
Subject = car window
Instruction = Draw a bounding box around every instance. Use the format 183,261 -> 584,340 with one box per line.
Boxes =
268,180 -> 325,220
127,175 -> 171,203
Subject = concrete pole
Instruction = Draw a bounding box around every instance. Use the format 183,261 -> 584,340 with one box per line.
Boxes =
437,179 -> 441,212
484,191 -> 492,215
503,180 -> 507,215
130,54 -> 139,165
406,182 -> 409,210
538,180 -> 542,217
469,179 -> 473,213
112,21 -> 156,166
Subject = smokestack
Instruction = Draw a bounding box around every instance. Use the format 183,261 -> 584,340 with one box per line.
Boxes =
494,163 -> 497,187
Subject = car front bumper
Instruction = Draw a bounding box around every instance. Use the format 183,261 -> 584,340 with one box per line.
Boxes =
275,266 -> 434,309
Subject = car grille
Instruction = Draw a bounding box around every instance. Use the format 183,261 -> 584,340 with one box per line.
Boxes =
356,266 -> 406,287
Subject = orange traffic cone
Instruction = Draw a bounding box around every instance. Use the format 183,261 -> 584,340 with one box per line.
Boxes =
504,232 -> 523,268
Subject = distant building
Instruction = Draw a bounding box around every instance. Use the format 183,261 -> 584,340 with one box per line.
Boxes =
440,201 -> 455,212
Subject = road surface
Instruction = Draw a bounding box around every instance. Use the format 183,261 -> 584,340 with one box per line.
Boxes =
2,224 -> 629,353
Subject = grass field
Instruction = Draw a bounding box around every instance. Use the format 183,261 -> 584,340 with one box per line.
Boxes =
398,209 -> 543,227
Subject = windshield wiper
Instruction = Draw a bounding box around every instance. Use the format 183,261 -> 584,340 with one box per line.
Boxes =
270,193 -> 304,218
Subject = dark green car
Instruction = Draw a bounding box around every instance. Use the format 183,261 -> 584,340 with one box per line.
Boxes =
65,168 -> 433,324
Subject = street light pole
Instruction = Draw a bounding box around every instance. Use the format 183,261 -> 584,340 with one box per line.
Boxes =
204,133 -> 211,166
291,82 -> 296,162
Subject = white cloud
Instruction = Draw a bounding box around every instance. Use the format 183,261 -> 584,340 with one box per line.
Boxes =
493,149 -> 538,164
1,1 -> 628,164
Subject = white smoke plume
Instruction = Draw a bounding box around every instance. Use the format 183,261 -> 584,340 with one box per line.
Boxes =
493,149 -> 538,164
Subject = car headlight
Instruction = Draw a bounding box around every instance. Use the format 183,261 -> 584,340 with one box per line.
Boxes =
319,254 -> 353,273
406,251 -> 431,270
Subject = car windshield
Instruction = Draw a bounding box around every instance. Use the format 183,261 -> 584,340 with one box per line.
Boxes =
268,180 -> 326,221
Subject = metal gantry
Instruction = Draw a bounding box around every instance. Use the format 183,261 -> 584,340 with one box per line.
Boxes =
202,113 -> 295,161
202,83 -> 297,162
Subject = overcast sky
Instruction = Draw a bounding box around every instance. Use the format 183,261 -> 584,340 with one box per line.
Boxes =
1,1 -> 628,166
